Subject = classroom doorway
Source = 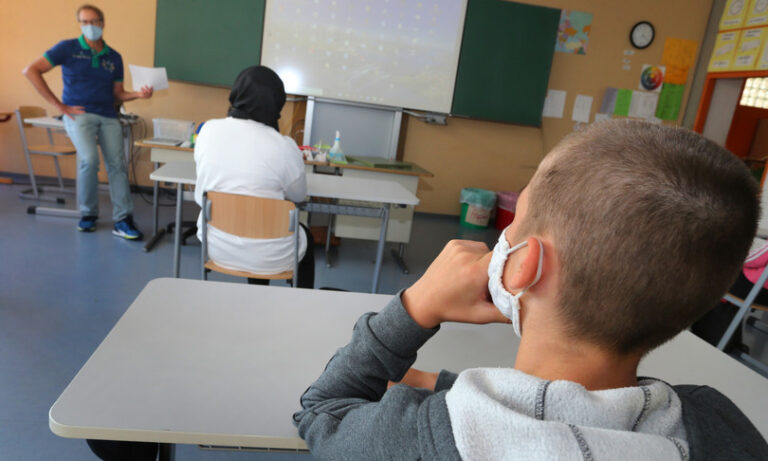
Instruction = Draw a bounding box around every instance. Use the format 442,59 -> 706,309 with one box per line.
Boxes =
695,73 -> 768,183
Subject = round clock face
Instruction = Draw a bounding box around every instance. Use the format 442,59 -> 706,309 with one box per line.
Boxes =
630,21 -> 655,49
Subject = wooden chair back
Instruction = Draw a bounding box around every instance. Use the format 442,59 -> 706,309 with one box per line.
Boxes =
206,191 -> 296,239
18,106 -> 46,128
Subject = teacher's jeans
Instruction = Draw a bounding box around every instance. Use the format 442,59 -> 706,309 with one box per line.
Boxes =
64,113 -> 133,221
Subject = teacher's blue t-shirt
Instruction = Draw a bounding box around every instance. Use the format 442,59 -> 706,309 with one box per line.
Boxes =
44,35 -> 123,118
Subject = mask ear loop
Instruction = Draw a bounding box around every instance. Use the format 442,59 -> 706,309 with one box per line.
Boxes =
510,238 -> 544,335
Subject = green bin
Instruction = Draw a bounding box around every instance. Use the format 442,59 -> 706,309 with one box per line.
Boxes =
459,188 -> 497,229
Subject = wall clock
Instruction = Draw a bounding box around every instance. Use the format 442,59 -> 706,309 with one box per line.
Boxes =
630,21 -> 655,49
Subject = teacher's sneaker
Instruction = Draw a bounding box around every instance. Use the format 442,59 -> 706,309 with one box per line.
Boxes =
77,216 -> 97,232
112,216 -> 144,240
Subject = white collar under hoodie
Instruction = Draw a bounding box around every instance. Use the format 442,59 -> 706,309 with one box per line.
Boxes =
445,368 -> 689,461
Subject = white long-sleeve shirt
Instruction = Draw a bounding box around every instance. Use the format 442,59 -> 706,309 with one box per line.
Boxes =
194,117 -> 307,274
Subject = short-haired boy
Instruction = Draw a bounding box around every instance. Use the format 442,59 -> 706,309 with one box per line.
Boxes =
293,120 -> 768,460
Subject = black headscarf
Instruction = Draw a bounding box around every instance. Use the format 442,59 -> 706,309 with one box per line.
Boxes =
227,66 -> 286,131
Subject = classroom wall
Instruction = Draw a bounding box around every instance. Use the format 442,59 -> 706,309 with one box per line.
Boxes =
0,0 -> 713,215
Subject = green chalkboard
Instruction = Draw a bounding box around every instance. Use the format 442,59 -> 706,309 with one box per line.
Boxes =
452,0 -> 560,126
154,0 -> 265,87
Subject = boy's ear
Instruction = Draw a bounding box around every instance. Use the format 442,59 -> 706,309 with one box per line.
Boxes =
503,237 -> 542,292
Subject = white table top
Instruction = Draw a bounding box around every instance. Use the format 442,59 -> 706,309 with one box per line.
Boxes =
24,116 -> 65,129
150,161 -> 420,206
50,278 -> 768,448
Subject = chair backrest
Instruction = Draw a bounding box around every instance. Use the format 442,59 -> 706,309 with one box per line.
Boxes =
206,191 -> 296,239
18,106 -> 46,128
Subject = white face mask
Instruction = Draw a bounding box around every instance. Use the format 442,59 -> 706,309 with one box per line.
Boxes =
487,230 -> 544,337
81,24 -> 103,41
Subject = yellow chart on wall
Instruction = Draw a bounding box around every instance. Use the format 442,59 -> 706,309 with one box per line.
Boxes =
720,0 -> 750,29
756,31 -> 768,68
709,30 -> 742,71
747,0 -> 768,27
732,27 -> 766,70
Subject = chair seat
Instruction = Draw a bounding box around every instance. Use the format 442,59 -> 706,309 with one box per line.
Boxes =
28,144 -> 76,155
726,293 -> 768,312
204,260 -> 293,280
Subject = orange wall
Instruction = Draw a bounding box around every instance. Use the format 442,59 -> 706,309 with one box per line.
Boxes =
0,0 -> 713,214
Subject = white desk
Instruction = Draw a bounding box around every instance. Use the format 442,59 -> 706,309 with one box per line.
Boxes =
149,162 -> 419,293
49,278 -> 768,460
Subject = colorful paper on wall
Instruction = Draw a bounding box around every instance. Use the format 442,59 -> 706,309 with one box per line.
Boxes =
746,0 -> 768,27
655,83 -> 685,121
661,38 -> 698,84
599,87 -> 618,114
708,31 -> 742,71
555,10 -> 593,55
732,27 -> 767,70
614,89 -> 633,116
719,0 -> 749,30
638,65 -> 665,92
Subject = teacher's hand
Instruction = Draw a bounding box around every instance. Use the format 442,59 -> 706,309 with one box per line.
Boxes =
139,86 -> 153,99
57,103 -> 85,120
401,240 -> 508,329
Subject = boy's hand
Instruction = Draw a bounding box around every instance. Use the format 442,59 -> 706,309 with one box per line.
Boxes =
402,240 -> 508,328
387,368 -> 439,390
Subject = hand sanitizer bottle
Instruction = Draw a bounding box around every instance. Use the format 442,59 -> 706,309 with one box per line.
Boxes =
328,130 -> 347,164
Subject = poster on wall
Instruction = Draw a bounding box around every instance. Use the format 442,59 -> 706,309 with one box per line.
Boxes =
708,31 -> 742,71
719,0 -> 749,30
756,32 -> 768,69
661,38 -> 698,85
732,27 -> 767,70
638,65 -> 665,92
555,10 -> 593,55
656,83 -> 685,121
747,0 -> 768,27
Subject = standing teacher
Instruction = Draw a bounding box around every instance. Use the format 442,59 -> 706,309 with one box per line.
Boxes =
23,4 -> 151,239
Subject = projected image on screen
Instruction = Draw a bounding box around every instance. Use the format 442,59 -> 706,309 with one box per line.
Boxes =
261,0 -> 467,113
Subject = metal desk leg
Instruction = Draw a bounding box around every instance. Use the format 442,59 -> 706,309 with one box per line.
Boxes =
371,204 -> 390,294
325,214 -> 335,268
159,443 -> 175,461
173,183 -> 183,278
391,242 -> 409,274
143,162 -> 166,252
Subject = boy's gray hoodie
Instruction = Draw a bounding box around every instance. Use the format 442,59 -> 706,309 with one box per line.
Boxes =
293,294 -> 768,460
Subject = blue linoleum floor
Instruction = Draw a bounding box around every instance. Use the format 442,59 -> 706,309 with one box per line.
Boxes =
1,181 -> 766,461
0,181 -> 497,461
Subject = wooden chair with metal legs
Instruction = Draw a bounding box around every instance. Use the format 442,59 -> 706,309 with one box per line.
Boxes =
15,106 -> 76,204
718,259 -> 768,376
201,191 -> 300,286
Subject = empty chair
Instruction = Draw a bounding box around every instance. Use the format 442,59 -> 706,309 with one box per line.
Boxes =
201,191 -> 300,286
15,106 -> 76,203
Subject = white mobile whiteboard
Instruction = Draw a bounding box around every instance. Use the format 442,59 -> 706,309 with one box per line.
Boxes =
261,0 -> 468,113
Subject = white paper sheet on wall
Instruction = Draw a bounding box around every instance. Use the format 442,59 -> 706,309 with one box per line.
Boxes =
628,92 -> 659,119
129,64 -> 169,91
542,89 -> 566,118
594,113 -> 611,123
572,95 -> 593,122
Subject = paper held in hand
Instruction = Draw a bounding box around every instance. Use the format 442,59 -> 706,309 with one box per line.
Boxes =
129,64 -> 169,91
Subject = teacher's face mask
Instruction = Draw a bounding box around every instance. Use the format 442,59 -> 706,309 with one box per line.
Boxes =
81,25 -> 103,41
487,230 -> 543,337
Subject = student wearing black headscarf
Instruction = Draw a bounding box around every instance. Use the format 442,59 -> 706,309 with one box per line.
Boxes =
193,65 -> 315,288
